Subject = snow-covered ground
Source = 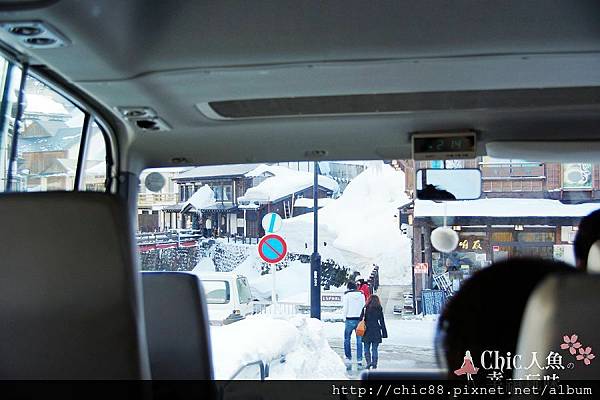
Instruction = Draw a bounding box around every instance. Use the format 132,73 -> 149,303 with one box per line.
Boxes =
322,317 -> 438,349
210,315 -> 347,379
209,314 -> 439,379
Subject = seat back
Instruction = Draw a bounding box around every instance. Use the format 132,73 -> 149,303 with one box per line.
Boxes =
142,271 -> 213,379
586,240 -> 600,273
0,192 -> 150,379
516,274 -> 600,379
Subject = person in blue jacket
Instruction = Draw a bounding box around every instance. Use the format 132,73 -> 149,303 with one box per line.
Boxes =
360,295 -> 387,369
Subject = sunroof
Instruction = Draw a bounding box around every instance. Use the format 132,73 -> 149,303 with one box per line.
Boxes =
201,87 -> 600,119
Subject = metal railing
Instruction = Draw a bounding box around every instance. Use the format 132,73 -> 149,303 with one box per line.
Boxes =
252,301 -> 343,316
137,192 -> 178,206
228,360 -> 267,380
253,301 -> 303,316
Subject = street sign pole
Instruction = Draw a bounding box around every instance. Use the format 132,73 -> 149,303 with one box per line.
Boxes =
310,161 -> 321,320
260,213 -> 284,307
272,262 -> 277,306
258,233 -> 287,308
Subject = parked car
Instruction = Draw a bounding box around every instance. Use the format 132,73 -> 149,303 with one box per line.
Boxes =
194,272 -> 256,325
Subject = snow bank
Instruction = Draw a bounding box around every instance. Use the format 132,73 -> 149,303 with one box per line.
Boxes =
293,197 -> 335,209
249,260 -> 310,302
210,315 -> 346,379
191,257 -> 216,273
280,163 -> 413,285
268,317 -> 347,379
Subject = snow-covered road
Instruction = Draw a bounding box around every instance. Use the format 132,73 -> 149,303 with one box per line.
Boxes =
322,317 -> 438,378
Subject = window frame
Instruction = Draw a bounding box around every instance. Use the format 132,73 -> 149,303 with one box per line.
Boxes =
0,44 -> 118,194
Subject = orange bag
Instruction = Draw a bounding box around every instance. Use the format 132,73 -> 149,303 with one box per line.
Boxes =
356,320 -> 366,337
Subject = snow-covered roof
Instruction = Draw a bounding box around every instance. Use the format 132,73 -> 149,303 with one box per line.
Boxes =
239,164 -> 339,202
293,197 -> 334,208
19,127 -> 81,153
414,198 -> 600,218
85,160 -> 107,176
183,185 -> 215,211
176,164 -> 260,180
24,93 -> 70,116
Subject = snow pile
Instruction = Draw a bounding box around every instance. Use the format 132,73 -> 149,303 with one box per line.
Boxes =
191,257 -> 217,274
210,316 -> 299,379
249,260 -> 310,302
240,164 -> 339,202
210,315 -> 346,379
184,185 -> 215,210
293,197 -> 334,209
268,317 -> 347,379
280,163 -> 413,285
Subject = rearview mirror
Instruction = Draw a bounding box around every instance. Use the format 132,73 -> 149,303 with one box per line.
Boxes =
416,169 -> 481,201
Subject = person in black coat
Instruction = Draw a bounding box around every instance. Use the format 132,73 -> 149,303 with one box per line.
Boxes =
359,295 -> 387,369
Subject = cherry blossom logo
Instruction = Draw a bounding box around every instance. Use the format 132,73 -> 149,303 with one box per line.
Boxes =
560,334 -> 594,366
576,347 -> 595,366
560,334 -> 582,355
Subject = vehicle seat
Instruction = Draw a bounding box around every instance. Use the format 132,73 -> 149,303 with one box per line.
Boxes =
515,274 -> 600,379
0,192 -> 150,379
586,240 -> 600,273
142,271 -> 213,379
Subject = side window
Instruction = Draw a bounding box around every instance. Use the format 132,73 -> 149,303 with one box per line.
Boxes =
0,55 -> 113,193
203,280 -> 231,304
15,74 -> 85,192
82,121 -> 108,192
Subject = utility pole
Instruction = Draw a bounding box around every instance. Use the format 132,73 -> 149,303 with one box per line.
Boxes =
310,161 -> 321,319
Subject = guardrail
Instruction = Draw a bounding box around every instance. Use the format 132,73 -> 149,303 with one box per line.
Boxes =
368,265 -> 379,293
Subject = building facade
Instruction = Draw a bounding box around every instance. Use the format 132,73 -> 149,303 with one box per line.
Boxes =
394,158 -> 600,313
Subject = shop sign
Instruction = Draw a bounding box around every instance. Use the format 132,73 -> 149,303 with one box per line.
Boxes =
562,163 -> 592,190
457,235 -> 486,251
415,262 -> 429,273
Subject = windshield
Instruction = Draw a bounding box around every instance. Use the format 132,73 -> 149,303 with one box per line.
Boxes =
237,277 -> 253,304
137,159 -> 596,379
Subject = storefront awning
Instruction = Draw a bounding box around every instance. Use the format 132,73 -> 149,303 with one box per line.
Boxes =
200,203 -> 238,213
163,203 -> 184,213
414,198 -> 600,218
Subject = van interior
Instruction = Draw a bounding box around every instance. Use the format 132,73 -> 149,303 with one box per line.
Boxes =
1,0 -> 600,390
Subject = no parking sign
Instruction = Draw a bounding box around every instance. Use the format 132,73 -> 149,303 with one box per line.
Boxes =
258,234 -> 287,264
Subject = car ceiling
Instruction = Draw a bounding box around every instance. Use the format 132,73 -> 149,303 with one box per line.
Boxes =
1,0 -> 600,172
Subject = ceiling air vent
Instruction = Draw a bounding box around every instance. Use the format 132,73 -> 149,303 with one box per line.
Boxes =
198,86 -> 600,120
0,21 -> 69,48
134,118 -> 171,132
118,106 -> 170,132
